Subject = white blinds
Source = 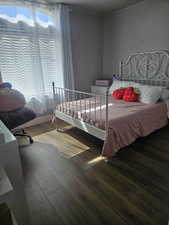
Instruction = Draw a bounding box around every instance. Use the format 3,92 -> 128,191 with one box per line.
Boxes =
0,34 -> 37,98
39,37 -> 64,95
0,3 -> 64,114
0,35 -> 64,98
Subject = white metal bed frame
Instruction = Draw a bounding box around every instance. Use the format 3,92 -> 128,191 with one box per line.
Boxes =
52,85 -> 109,140
53,50 -> 169,140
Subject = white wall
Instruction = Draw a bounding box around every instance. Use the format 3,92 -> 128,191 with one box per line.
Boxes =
70,11 -> 103,92
103,0 -> 169,78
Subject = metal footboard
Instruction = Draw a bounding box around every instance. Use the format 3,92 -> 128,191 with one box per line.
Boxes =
52,82 -> 109,135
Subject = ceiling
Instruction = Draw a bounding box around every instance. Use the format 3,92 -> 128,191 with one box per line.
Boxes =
44,0 -> 144,13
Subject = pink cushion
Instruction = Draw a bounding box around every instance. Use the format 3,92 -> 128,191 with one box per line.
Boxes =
0,88 -> 26,112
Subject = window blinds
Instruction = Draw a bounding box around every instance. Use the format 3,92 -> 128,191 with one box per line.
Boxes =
0,4 -> 64,100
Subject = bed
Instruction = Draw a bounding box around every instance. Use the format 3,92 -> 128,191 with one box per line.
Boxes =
52,51 -> 169,157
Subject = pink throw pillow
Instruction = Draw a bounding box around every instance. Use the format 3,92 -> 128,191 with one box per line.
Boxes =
0,88 -> 26,112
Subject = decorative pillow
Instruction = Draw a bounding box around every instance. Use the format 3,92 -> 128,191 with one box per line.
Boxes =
0,88 -> 26,112
138,85 -> 163,104
123,87 -> 139,102
109,81 -> 164,103
140,85 -> 169,101
161,88 -> 169,101
112,88 -> 126,99
109,80 -> 139,94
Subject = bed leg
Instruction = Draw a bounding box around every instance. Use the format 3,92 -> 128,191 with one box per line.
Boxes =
52,116 -> 60,131
104,158 -> 110,163
104,157 -> 117,164
52,116 -> 65,132
56,117 -> 60,132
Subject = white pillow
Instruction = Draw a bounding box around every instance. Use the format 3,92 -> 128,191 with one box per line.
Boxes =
142,85 -> 169,101
138,85 -> 163,104
109,80 -> 139,94
161,88 -> 169,101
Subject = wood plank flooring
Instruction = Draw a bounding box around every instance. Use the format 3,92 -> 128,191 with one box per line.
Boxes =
19,122 -> 169,225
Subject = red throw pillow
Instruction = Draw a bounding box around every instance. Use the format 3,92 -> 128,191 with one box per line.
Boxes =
123,87 -> 139,102
112,88 -> 126,99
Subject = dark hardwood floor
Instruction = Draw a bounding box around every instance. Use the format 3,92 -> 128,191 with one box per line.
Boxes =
19,122 -> 169,225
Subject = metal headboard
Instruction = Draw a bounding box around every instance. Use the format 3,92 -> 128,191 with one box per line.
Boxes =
120,50 -> 169,87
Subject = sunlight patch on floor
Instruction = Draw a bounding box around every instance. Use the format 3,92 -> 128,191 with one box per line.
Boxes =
33,129 -> 90,158
87,156 -> 105,166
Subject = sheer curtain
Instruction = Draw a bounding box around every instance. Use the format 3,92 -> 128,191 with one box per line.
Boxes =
0,1 -> 74,115
59,5 -> 75,90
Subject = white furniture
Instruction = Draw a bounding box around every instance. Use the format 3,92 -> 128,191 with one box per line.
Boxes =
0,166 -> 13,205
91,85 -> 109,95
0,121 -> 31,225
0,166 -> 15,224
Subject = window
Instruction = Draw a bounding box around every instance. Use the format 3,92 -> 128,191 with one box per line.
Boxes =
0,4 -> 63,101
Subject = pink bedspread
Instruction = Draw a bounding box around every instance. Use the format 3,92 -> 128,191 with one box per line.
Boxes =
55,96 -> 168,157
102,98 -> 168,157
